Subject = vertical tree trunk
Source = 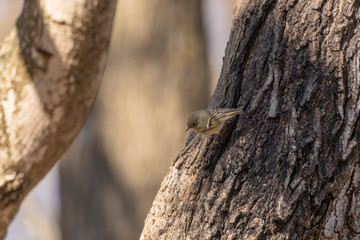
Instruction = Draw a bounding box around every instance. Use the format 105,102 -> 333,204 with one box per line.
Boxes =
0,0 -> 116,238
60,0 -> 210,239
141,0 -> 360,239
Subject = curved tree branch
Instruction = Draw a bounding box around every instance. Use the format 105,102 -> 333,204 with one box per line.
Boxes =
0,0 -> 116,237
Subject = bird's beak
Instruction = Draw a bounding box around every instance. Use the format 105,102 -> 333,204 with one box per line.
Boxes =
186,127 -> 190,132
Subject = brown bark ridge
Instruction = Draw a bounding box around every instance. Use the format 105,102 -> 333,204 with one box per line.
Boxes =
141,0 -> 360,239
0,0 -> 116,238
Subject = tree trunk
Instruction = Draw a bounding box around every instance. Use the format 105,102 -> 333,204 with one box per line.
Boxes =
141,0 -> 360,239
60,0 -> 209,239
0,0 -> 116,238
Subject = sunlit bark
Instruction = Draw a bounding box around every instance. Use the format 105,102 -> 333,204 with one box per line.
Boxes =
0,0 -> 116,238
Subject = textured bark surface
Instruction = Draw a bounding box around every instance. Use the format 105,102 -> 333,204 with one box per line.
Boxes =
0,0 -> 116,238
141,0 -> 360,239
60,0 -> 209,239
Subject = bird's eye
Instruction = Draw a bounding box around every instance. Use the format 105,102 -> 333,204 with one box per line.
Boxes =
192,123 -> 196,126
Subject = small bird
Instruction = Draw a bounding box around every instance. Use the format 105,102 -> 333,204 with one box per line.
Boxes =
186,108 -> 242,135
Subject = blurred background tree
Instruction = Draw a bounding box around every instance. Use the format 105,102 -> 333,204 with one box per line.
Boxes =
60,0 -> 210,238
1,0 -> 235,239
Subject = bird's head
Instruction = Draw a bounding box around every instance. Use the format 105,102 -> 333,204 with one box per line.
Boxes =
186,113 -> 200,131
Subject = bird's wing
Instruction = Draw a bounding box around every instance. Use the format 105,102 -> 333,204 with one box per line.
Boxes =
207,112 -> 222,129
216,109 -> 241,119
206,109 -> 241,129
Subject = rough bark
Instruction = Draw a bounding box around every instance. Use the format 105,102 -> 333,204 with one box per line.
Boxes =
60,0 -> 209,239
141,0 -> 360,239
0,0 -> 116,238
